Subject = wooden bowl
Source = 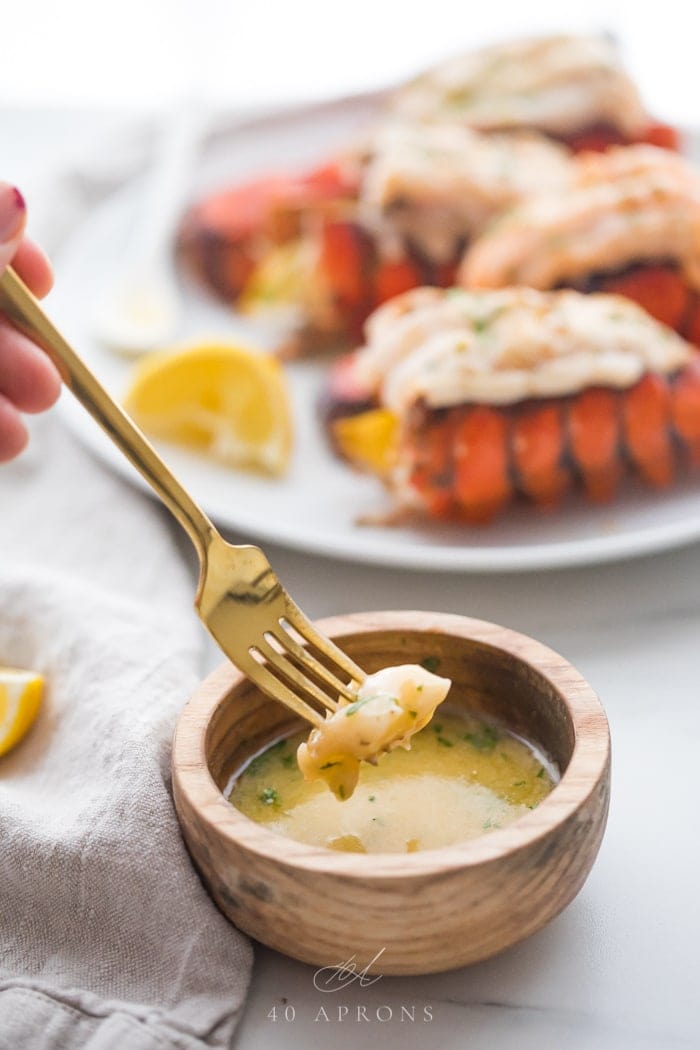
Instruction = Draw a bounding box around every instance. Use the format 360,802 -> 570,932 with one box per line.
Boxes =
172,611 -> 610,975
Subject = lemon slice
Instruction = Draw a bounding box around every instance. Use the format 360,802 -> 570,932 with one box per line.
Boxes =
124,342 -> 293,475
0,667 -> 44,758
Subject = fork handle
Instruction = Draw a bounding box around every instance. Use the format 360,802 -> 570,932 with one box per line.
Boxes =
0,265 -> 214,563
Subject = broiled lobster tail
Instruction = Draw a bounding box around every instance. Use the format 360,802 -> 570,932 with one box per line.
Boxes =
327,279 -> 700,529
329,357 -> 700,525
178,162 -> 360,303
301,217 -> 460,351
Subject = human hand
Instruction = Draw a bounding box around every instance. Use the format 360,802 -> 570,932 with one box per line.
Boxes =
0,183 -> 61,461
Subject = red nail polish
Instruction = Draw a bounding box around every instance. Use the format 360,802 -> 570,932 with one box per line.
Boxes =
0,184 -> 26,241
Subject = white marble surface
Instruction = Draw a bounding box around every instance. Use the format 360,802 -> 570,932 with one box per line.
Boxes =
5,109 -> 700,1050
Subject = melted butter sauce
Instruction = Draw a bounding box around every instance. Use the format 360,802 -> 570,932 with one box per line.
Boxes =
229,711 -> 557,854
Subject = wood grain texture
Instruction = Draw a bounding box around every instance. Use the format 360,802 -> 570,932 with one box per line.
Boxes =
172,611 -> 610,975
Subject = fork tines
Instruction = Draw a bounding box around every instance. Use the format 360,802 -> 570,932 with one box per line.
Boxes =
247,603 -> 366,727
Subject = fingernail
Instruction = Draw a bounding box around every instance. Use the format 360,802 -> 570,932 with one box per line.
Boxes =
0,185 -> 26,242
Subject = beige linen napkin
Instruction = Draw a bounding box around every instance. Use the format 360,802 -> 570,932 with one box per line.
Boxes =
0,417 -> 253,1049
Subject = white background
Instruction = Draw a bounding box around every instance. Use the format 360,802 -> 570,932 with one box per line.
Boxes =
1,0 -> 698,120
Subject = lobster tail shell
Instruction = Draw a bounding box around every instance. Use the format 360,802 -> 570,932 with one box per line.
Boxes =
329,357 -> 700,524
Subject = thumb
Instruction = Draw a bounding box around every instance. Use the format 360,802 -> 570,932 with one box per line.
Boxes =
0,184 -> 27,272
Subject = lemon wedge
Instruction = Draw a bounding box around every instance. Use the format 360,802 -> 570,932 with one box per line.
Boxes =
332,408 -> 398,475
0,667 -> 43,758
239,241 -> 312,314
124,342 -> 293,475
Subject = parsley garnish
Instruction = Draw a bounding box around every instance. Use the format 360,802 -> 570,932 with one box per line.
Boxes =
420,656 -> 441,673
343,696 -> 374,717
464,726 -> 500,752
344,692 -> 398,717
437,736 -> 454,748
537,766 -> 545,779
259,787 -> 279,806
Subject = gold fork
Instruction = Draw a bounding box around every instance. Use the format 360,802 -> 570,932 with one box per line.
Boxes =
0,266 -> 365,727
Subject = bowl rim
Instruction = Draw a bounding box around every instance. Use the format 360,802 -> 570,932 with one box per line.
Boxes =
172,610 -> 610,878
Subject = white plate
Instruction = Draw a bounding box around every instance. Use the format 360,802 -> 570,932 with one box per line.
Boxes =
51,98 -> 700,572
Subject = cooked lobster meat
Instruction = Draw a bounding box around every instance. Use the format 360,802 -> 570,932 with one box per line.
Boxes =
325,287 -> 700,524
278,124 -> 571,354
361,123 -> 571,259
389,34 -> 678,153
461,146 -> 700,345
